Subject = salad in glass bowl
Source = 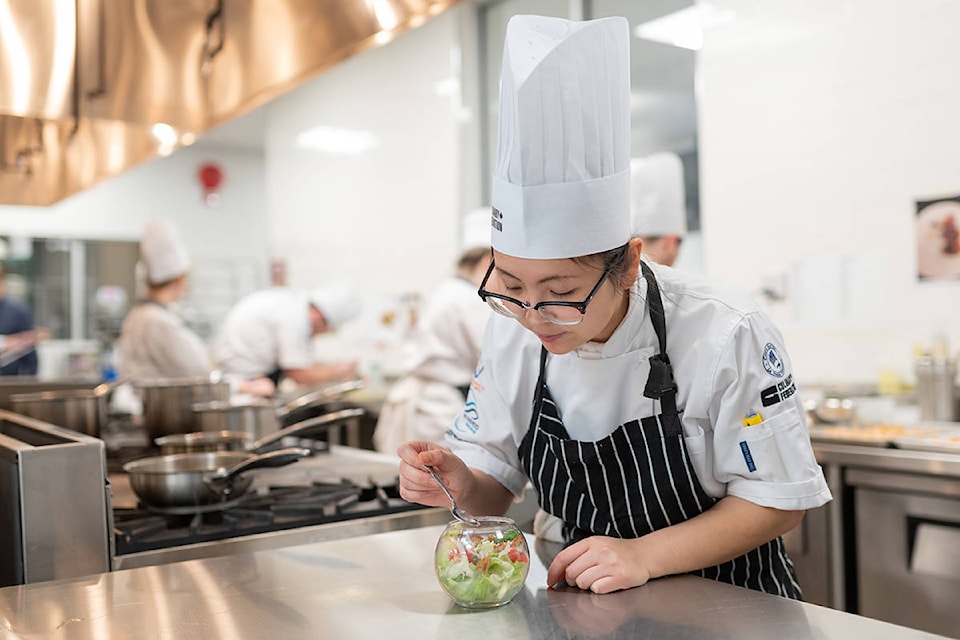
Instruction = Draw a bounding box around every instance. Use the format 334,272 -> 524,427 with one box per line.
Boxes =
434,516 -> 530,608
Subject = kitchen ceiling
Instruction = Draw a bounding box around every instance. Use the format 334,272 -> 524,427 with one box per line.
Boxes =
194,0 -> 698,158
0,0 -> 463,206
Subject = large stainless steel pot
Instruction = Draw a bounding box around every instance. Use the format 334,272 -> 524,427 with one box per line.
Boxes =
192,379 -> 365,440
10,382 -> 116,436
134,377 -> 231,440
122,447 -> 310,510
155,408 -> 365,455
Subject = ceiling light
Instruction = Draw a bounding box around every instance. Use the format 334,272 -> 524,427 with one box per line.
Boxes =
151,122 -> 178,147
296,126 -> 380,156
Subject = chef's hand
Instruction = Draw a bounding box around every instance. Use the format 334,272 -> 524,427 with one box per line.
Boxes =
547,536 -> 651,594
237,376 -> 276,397
329,360 -> 359,380
396,441 -> 471,508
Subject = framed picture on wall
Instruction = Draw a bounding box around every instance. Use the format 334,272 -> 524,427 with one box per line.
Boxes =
916,194 -> 960,280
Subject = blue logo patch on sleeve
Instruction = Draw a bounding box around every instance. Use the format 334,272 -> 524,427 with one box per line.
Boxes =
762,343 -> 785,378
453,401 -> 480,435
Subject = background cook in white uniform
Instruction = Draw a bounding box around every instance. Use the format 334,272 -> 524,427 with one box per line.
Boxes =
212,283 -> 361,386
373,208 -> 493,455
630,152 -> 686,267
117,219 -> 211,381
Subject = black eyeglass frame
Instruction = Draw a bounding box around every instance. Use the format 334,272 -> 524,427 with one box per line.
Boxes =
476,259 -> 612,325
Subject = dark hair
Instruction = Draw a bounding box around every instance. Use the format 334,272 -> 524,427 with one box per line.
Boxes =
457,247 -> 490,271
571,242 -> 633,283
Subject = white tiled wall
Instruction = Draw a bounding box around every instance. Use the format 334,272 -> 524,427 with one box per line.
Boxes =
697,0 -> 960,387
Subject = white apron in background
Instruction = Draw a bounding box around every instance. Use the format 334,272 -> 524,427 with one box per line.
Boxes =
374,277 -> 490,455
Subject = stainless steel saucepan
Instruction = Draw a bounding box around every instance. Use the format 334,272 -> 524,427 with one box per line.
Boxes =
191,379 -> 366,440
123,447 -> 311,510
10,379 -> 125,437
135,376 -> 231,440
154,407 -> 365,455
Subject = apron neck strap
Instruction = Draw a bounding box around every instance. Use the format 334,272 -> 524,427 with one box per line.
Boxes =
640,261 -> 677,401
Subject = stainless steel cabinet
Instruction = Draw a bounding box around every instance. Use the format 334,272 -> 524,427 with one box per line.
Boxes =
850,468 -> 960,638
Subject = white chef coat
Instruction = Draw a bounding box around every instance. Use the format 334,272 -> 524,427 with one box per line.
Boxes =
117,302 -> 211,380
211,288 -> 312,378
374,277 -> 491,454
447,260 -> 832,512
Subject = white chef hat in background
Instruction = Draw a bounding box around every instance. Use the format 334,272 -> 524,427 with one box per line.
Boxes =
490,15 -> 632,260
630,152 -> 686,237
309,283 -> 362,330
460,207 -> 492,252
140,218 -> 191,285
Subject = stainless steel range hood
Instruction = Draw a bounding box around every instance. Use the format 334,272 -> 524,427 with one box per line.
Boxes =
0,0 -> 462,206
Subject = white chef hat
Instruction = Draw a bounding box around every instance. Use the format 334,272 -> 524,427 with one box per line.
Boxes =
140,218 -> 191,285
491,15 -> 632,260
630,153 -> 686,237
460,208 -> 492,252
309,283 -> 361,329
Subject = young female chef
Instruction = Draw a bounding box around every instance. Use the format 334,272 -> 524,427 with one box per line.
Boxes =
397,15 -> 832,598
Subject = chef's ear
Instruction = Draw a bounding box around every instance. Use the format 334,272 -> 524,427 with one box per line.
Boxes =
620,238 -> 644,288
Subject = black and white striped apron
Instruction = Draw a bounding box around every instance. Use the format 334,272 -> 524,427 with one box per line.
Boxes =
517,262 -> 801,599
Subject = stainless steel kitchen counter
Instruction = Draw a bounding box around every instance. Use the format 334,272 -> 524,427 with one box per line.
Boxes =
0,525 -> 949,639
813,441 -> 960,478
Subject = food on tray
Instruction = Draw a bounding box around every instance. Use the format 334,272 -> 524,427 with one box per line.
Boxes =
819,424 -> 915,440
809,423 -> 949,446
435,517 -> 530,608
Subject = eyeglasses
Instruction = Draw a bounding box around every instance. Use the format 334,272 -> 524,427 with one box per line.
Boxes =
477,260 -> 611,325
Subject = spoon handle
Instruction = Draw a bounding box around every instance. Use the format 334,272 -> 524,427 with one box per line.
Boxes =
425,465 -> 456,506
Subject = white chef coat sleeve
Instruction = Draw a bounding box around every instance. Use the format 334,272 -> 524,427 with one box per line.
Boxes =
444,350 -> 528,498
706,312 -> 832,511
276,298 -> 312,370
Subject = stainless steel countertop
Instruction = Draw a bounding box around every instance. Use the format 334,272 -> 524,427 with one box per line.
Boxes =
0,525 -> 949,639
813,441 -> 960,477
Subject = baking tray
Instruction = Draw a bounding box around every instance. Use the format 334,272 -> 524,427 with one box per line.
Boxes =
808,424 -> 941,447
892,424 -> 960,454
892,436 -> 960,454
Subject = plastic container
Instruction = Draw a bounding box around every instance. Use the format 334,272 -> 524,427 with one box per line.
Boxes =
434,516 -> 530,608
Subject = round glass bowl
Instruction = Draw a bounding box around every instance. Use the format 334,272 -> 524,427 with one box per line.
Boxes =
434,516 -> 530,608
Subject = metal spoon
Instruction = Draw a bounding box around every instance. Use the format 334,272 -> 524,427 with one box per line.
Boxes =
424,465 -> 481,526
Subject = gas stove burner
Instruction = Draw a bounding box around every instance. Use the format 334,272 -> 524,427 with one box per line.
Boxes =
238,480 -> 371,517
113,475 -> 431,557
145,497 -> 245,515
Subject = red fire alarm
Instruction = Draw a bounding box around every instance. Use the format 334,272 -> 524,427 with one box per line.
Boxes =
198,162 -> 224,207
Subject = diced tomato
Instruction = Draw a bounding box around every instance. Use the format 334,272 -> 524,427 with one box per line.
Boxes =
447,548 -> 461,561
507,549 -> 529,564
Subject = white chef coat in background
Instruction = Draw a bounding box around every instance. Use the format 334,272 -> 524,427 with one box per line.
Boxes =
374,277 -> 490,455
211,287 -> 312,378
447,260 -> 832,513
117,302 -> 211,380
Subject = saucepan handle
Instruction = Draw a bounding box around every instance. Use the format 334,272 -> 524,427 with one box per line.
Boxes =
251,407 -> 365,451
204,447 -> 311,486
274,380 -> 365,418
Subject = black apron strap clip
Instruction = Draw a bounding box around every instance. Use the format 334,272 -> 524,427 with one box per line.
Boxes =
643,353 -> 676,399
